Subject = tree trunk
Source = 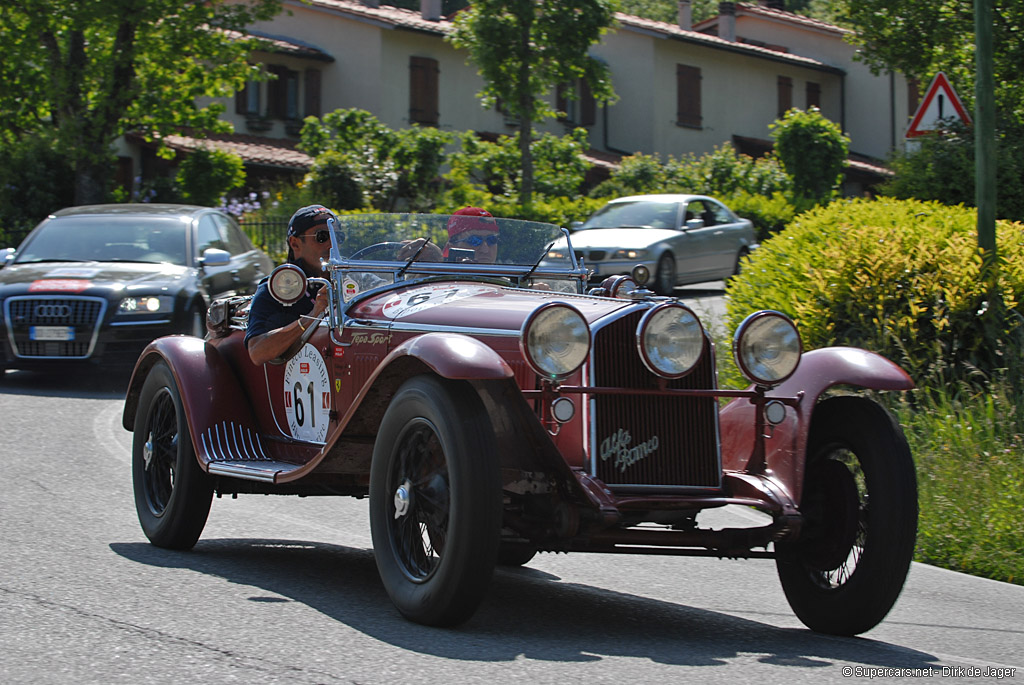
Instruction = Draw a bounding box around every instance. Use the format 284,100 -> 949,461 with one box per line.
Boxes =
74,158 -> 109,206
517,25 -> 533,208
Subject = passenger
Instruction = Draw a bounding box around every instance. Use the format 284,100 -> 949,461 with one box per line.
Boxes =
245,204 -> 332,366
401,207 -> 499,264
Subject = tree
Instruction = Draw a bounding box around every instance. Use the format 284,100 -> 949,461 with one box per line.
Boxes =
176,147 -> 246,208
770,107 -> 849,204
0,0 -> 281,206
448,0 -> 617,206
839,0 -> 1024,126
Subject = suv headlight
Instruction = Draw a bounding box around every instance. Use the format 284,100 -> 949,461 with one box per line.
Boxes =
734,310 -> 802,385
118,295 -> 172,314
636,303 -> 705,378
520,303 -> 591,379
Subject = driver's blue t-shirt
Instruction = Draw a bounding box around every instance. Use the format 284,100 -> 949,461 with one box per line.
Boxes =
244,268 -> 319,348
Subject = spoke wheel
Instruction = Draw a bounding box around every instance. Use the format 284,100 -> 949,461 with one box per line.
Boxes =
776,396 -> 917,635
132,361 -> 213,549
370,375 -> 501,626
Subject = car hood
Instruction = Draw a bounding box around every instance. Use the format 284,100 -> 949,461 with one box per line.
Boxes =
349,281 -> 632,331
0,261 -> 191,295
569,228 -> 678,250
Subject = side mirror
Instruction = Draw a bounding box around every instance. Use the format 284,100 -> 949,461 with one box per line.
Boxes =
685,218 -> 704,230
199,247 -> 231,267
569,221 -> 583,231
1,247 -> 15,267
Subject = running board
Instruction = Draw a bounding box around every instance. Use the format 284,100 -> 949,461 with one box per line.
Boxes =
207,459 -> 305,483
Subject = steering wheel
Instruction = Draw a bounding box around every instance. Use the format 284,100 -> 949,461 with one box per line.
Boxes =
349,241 -> 406,261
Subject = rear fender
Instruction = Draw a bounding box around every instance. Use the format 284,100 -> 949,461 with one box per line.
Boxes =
122,337 -> 257,469
720,347 -> 913,504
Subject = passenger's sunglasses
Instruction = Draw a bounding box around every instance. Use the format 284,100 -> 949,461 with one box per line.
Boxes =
451,234 -> 499,247
298,229 -> 331,243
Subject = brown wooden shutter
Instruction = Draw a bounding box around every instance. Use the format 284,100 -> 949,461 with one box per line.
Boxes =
305,69 -> 322,118
676,64 -> 702,128
267,65 -> 288,119
907,78 -> 920,119
580,79 -> 595,126
777,75 -> 793,118
806,81 -> 820,109
409,56 -> 439,126
235,83 -> 249,114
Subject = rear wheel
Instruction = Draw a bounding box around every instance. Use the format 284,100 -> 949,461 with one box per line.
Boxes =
654,253 -> 676,295
775,396 -> 917,635
370,375 -> 501,626
132,361 -> 213,549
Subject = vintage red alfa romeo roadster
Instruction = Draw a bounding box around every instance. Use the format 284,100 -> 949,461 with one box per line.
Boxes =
122,213 -> 917,635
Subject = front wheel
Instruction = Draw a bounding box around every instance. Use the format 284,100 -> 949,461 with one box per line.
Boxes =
132,361 -> 213,549
369,375 -> 502,626
654,253 -> 676,295
776,396 -> 917,635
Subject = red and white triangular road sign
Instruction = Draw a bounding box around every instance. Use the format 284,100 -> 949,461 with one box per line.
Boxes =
905,72 -> 972,138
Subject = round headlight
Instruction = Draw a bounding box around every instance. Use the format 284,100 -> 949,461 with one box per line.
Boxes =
734,311 -> 802,385
636,303 -> 705,378
520,303 -> 591,379
268,263 -> 306,305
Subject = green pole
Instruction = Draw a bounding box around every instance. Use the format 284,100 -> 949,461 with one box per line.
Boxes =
975,0 -> 996,267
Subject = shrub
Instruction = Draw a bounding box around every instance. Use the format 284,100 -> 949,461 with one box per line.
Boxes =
305,150 -> 364,210
176,147 -> 246,207
770,107 -> 849,203
726,197 -> 1024,386
0,134 -> 75,243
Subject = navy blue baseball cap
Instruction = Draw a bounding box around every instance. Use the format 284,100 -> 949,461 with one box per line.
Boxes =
287,204 -> 332,237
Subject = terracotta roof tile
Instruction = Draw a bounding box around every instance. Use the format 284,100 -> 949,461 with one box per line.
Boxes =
303,0 -> 454,34
130,132 -> 313,170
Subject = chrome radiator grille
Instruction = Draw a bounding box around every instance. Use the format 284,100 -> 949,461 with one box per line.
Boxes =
589,311 -> 721,491
4,297 -> 106,358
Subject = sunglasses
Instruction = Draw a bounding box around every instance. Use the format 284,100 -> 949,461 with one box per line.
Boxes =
298,229 -> 331,243
451,233 -> 499,247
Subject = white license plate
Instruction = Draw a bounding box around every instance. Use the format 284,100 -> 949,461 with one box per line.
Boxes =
30,326 -> 76,341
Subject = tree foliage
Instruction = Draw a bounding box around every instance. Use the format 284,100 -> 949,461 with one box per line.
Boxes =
839,0 -> 1024,127
175,147 -> 246,208
770,107 -> 849,203
0,0 -> 281,205
448,0 -> 617,206
298,109 -> 454,212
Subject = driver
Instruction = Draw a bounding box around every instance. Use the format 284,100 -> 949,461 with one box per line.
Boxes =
245,204 -> 332,365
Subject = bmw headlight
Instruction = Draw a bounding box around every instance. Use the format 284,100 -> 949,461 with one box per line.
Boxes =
636,303 -> 705,378
734,311 -> 802,385
612,248 -> 648,260
268,263 -> 306,305
520,303 -> 591,379
118,295 -> 171,314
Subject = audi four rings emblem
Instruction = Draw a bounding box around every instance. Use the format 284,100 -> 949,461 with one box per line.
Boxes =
35,304 -> 72,318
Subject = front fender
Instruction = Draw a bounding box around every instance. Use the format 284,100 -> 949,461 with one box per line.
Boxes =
122,336 -> 257,469
384,332 -> 515,380
720,347 -> 913,504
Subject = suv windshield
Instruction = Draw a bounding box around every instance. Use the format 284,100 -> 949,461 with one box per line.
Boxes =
16,217 -> 188,266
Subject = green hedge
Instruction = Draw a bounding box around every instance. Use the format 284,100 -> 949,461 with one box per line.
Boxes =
726,197 -> 1024,386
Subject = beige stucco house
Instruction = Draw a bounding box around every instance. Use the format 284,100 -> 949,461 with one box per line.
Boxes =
123,0 -> 906,196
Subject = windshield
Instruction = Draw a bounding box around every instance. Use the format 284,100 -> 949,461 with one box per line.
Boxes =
333,214 -> 573,268
580,201 -> 680,230
16,216 -> 189,266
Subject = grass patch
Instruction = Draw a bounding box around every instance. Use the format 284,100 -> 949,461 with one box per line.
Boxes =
891,383 -> 1024,585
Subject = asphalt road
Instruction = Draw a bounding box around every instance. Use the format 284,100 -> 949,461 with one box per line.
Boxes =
1,364 -> 1022,685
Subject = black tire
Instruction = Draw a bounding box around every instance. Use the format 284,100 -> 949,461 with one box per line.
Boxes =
369,375 -> 502,626
132,361 -> 213,550
496,541 -> 538,567
654,253 -> 676,295
776,396 -> 917,635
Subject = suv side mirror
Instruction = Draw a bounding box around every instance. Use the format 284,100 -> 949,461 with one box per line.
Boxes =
1,247 -> 15,267
685,218 -> 704,230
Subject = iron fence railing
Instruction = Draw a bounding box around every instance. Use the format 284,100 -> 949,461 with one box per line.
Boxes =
240,219 -> 289,263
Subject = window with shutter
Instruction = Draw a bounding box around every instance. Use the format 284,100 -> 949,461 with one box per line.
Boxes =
806,81 -> 820,109
267,65 -> 288,119
305,69 -> 322,118
676,64 -> 702,129
409,56 -> 439,126
777,75 -> 793,118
